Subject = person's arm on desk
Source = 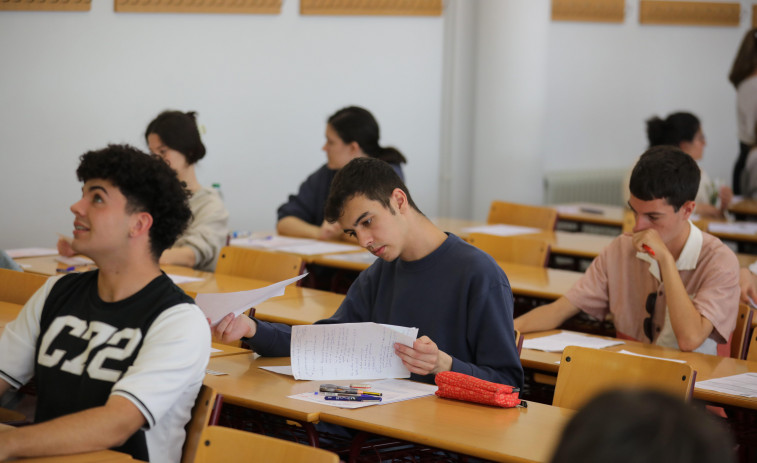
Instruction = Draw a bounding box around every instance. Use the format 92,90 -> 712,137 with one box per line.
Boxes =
0,395 -> 144,461
159,246 -> 197,268
514,297 -> 581,333
633,229 -> 714,351
739,268 -> 757,305
213,313 -> 293,357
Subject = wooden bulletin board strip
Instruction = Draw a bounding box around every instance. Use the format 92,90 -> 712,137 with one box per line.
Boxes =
639,1 -> 740,26
551,0 -> 625,23
300,0 -> 442,17
114,0 -> 281,14
0,0 -> 91,11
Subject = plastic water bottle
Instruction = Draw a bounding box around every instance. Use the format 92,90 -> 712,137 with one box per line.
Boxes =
212,182 -> 223,200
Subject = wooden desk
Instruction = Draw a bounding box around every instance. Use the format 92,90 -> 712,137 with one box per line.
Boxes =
205,356 -> 571,462
211,342 -> 252,358
0,424 -> 134,462
203,355 -> 329,423
729,199 -> 757,217
552,202 -> 625,230
254,292 -> 343,325
499,263 -> 582,301
520,330 -> 757,410
320,396 -> 571,463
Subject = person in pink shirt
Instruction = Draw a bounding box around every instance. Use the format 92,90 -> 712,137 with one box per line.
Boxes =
515,146 -> 740,355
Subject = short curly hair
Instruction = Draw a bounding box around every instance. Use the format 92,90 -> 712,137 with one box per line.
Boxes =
76,144 -> 192,260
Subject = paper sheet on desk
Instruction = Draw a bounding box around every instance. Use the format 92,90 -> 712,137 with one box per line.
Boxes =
696,372 -> 757,397
230,235 -> 361,255
461,224 -> 541,237
289,378 -> 437,409
708,222 -> 757,235
522,331 -> 624,352
6,247 -> 59,258
195,273 -> 308,325
291,323 -> 418,380
167,274 -> 205,285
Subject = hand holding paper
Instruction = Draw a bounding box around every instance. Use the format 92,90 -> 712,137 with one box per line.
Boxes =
195,273 -> 308,325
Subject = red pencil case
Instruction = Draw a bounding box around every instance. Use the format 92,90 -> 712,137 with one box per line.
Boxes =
434,371 -> 524,408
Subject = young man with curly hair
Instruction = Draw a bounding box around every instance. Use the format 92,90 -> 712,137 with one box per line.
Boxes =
0,145 -> 210,462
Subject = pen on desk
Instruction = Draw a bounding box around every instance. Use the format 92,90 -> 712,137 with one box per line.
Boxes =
579,207 -> 604,215
359,391 -> 382,397
641,244 -> 656,256
325,395 -> 381,402
56,266 -> 76,273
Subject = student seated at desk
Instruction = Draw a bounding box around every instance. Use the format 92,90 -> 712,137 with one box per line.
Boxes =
516,146 -> 740,354
0,145 -> 210,462
58,110 -> 229,272
217,157 -> 523,388
276,106 -> 407,241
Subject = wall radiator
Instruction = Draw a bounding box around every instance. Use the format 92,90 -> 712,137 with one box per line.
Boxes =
543,168 -> 626,207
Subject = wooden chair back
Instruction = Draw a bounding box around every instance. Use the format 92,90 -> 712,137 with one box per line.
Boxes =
746,322 -> 757,362
514,329 -> 524,356
0,268 -> 48,305
180,385 -> 222,463
0,407 -> 27,425
486,201 -> 558,230
193,426 -> 339,463
553,346 -> 695,410
622,208 -> 635,234
731,303 -> 754,359
468,233 -> 550,267
215,246 -> 304,283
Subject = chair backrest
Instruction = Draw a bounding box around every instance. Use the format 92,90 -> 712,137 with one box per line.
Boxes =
486,201 -> 558,230
731,303 -> 754,359
552,346 -> 695,410
0,268 -> 48,305
468,233 -> 550,267
514,329 -> 524,356
181,385 -> 222,463
193,426 -> 339,463
746,322 -> 757,362
215,246 -> 304,283
622,208 -> 635,234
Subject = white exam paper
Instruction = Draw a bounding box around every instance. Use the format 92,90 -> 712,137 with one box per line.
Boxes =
695,372 -> 757,397
461,224 -> 542,237
5,248 -> 59,258
290,322 -> 418,380
195,273 -> 308,325
289,378 -> 437,409
522,331 -> 624,352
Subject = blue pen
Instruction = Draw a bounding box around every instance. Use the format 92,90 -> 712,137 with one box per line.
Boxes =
56,266 -> 76,273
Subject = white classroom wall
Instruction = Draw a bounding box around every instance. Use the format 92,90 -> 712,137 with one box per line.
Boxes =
0,1 -> 443,249
1,0 -> 755,249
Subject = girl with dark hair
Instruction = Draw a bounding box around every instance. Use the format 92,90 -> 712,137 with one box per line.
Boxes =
276,106 -> 407,240
145,110 -> 229,271
641,112 -> 731,219
729,27 -> 757,193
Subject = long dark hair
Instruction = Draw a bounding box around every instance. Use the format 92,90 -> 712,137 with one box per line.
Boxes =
328,106 -> 407,165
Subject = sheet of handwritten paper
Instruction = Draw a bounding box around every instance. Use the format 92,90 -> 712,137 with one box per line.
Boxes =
290,322 -> 418,380
195,273 -> 307,325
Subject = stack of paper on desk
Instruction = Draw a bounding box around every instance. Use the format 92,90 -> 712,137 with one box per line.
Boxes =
230,235 -> 361,255
461,224 -> 542,237
195,273 -> 308,325
522,331 -> 624,352
696,373 -> 757,397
